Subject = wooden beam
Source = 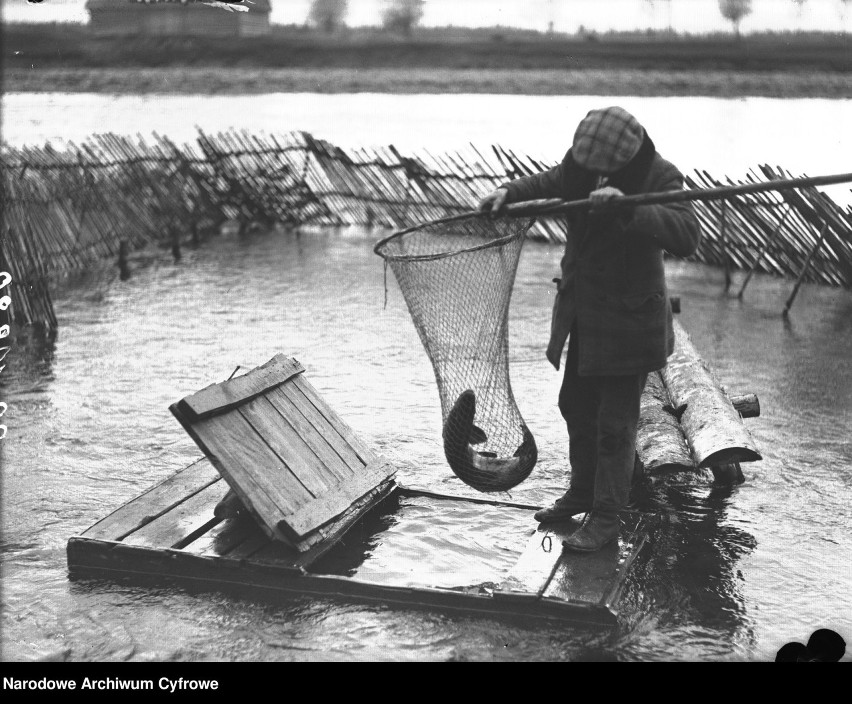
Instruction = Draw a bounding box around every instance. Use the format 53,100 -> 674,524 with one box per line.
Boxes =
177,354 -> 304,422
494,520 -> 584,600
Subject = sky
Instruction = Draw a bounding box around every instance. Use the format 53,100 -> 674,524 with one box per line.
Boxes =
2,0 -> 852,34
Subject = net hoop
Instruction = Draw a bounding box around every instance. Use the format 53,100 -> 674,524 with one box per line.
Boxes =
373,212 -> 535,263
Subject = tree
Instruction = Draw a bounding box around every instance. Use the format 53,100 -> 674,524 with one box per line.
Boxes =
308,0 -> 348,33
381,0 -> 426,36
718,0 -> 752,38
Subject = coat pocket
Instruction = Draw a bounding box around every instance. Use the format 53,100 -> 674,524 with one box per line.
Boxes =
621,290 -> 665,311
547,277 -> 576,371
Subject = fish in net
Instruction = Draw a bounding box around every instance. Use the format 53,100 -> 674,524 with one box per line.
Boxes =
374,214 -> 538,493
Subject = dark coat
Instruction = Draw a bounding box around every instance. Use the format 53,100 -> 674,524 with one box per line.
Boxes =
503,148 -> 701,376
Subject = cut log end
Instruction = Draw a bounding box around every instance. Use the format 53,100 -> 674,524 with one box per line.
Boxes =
699,447 -> 762,468
730,393 -> 760,419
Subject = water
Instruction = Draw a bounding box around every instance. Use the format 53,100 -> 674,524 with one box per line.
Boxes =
2,93 -> 852,661
3,93 -> 851,204
2,224 -> 851,662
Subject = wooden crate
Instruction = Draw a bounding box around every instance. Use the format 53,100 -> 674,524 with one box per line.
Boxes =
170,354 -> 395,552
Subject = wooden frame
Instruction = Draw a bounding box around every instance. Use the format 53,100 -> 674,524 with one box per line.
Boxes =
66,459 -> 656,627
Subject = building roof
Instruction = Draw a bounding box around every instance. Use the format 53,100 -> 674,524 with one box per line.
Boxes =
86,0 -> 272,12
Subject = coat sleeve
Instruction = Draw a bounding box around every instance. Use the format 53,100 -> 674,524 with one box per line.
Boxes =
626,166 -> 702,258
500,163 -> 566,203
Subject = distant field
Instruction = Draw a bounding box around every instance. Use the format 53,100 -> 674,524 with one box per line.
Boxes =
4,23 -> 850,97
6,66 -> 851,98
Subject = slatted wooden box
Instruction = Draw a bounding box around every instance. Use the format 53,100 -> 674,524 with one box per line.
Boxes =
169,354 -> 396,552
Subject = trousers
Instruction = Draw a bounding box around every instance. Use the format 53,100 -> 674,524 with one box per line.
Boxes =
557,332 -> 647,514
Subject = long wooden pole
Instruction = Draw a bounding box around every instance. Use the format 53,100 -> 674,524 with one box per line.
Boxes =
430,170 -> 852,225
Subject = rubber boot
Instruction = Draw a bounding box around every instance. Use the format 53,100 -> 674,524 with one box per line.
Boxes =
561,511 -> 621,552
534,488 -> 592,523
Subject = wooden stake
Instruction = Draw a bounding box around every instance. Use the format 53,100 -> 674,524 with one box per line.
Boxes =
720,199 -> 731,291
738,206 -> 792,299
783,221 -> 830,317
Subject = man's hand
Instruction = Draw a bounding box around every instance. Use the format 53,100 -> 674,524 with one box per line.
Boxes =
588,186 -> 627,213
478,188 -> 509,216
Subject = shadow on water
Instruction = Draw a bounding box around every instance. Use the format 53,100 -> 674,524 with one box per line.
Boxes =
310,492 -> 403,578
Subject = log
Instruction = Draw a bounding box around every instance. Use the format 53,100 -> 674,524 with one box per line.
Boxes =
635,372 -> 695,475
730,393 -> 760,419
661,320 -> 762,468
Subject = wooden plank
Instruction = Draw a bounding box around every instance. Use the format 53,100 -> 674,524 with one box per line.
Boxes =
173,405 -> 303,544
255,477 -> 397,567
288,375 -> 376,465
178,354 -> 304,421
121,481 -> 229,550
68,537 -> 614,625
180,515 -> 262,557
169,403 -> 294,540
191,410 -> 314,518
236,397 -> 332,497
494,518 -> 584,599
395,485 -> 542,511
281,458 -> 397,540
277,380 -> 368,474
224,532 -> 273,561
81,459 -> 220,542
264,386 -> 352,483
602,514 -> 655,611
543,513 -> 646,605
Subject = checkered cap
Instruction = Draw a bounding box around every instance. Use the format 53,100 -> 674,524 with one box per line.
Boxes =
572,107 -> 645,175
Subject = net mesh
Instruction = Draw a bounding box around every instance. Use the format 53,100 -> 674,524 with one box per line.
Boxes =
376,215 -> 538,493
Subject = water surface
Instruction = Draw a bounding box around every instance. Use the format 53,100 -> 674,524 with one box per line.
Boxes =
2,226 -> 851,661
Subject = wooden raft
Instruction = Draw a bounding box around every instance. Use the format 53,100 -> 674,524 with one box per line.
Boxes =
67,459 -> 656,626
170,354 -> 396,552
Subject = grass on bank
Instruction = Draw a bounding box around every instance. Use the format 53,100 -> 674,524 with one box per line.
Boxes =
4,22 -> 851,73
6,66 -> 852,99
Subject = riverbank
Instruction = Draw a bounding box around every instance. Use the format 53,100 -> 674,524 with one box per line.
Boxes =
6,66 -> 852,98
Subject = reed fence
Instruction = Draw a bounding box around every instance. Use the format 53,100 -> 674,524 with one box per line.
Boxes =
2,129 -> 851,328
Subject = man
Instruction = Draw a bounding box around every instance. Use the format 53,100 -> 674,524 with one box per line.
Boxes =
478,106 -> 701,552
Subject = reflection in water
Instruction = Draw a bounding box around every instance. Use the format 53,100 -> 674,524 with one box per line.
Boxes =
619,474 -> 757,660
1,325 -> 57,398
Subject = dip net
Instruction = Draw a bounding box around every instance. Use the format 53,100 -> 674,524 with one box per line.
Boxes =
375,215 -> 538,493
